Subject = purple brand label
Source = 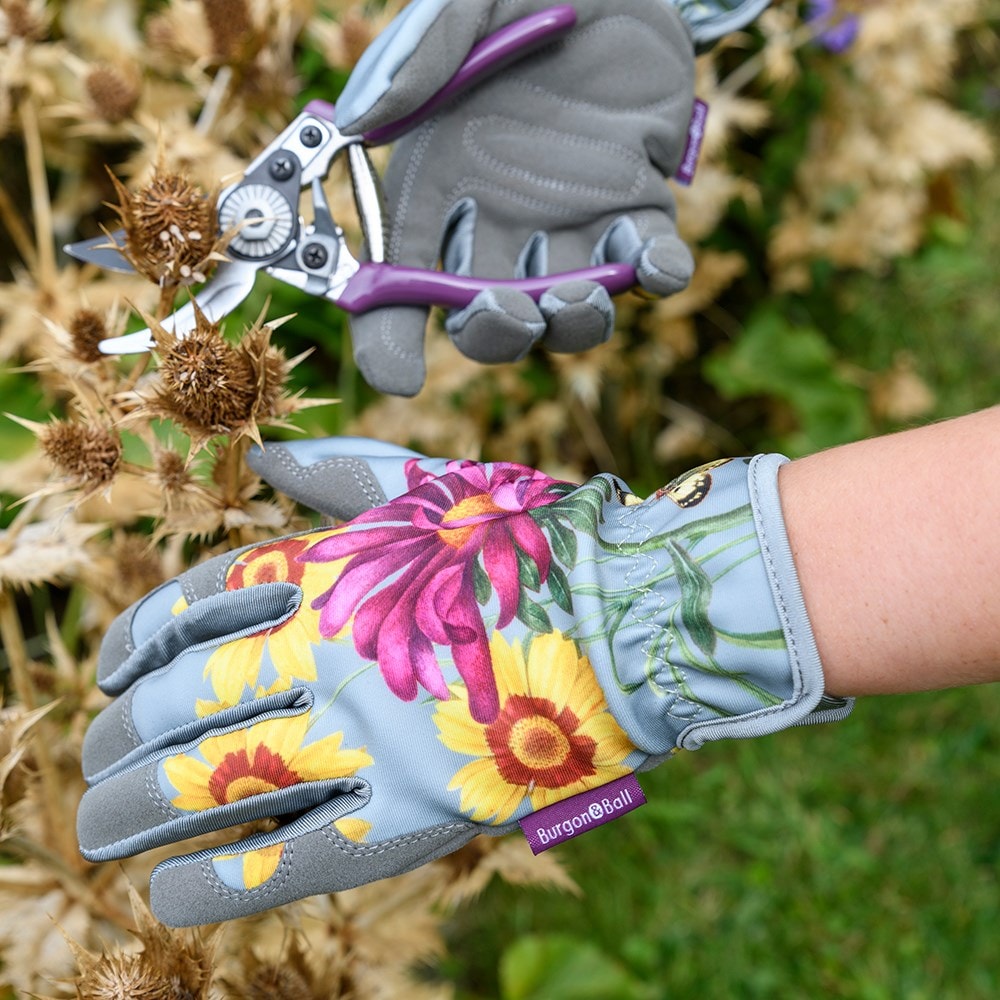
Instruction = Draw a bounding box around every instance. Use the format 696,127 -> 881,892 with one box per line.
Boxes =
675,98 -> 709,186
518,774 -> 646,855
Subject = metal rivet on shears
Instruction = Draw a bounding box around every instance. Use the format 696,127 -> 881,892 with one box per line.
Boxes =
300,125 -> 323,148
301,242 -> 329,269
269,157 -> 296,181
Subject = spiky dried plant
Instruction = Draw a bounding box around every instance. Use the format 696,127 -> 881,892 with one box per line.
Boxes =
84,63 -> 142,125
37,419 -> 122,492
66,308 -> 110,364
132,304 -> 325,452
106,160 -> 226,315
67,888 -> 216,1000
0,0 -> 993,996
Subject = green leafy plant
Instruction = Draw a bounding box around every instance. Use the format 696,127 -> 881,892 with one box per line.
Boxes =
703,306 -> 871,456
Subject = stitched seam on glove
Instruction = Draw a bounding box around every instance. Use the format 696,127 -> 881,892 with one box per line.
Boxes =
390,125 -> 437,264
748,455 -> 805,706
120,687 -> 141,749
496,70 -> 689,119
445,174 -> 587,221
319,821 -> 474,856
145,766 -> 180,823
460,115 -> 649,203
261,449 -> 387,509
193,840 -> 297,902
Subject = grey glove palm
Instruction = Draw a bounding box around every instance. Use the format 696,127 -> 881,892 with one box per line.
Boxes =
335,0 -> 698,395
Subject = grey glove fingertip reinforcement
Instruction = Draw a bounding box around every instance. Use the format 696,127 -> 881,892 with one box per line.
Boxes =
78,438 -> 850,926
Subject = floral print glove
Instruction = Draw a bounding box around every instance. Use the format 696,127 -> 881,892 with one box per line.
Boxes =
77,438 -> 851,926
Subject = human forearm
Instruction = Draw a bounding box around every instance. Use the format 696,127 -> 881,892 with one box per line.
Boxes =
779,407 -> 1000,697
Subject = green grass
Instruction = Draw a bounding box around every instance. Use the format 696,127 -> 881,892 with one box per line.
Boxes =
440,687 -> 1000,998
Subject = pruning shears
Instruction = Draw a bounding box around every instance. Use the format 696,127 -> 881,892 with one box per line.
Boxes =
64,5 -> 637,355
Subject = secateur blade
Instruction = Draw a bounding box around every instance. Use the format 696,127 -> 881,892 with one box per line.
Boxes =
97,259 -> 261,354
63,231 -> 135,274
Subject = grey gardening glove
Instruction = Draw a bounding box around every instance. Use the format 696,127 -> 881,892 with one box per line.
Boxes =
335,0 -> 772,395
334,0 -> 708,396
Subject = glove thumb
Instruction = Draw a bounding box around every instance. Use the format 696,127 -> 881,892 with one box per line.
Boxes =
335,0 -> 495,134
247,437 -> 453,521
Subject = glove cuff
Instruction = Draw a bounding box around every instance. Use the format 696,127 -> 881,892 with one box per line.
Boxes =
675,454 -> 853,750
579,454 -> 852,756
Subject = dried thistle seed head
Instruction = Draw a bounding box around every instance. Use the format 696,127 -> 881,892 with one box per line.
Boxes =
74,950 -> 177,1000
141,307 -> 310,448
0,0 -> 46,41
154,317 -> 257,432
239,966 -> 314,1000
154,447 -> 192,493
201,0 -> 254,63
220,937 -> 327,1000
68,307 -> 107,363
107,531 -> 165,603
146,308 -> 265,447
71,888 -> 215,1000
37,420 -> 121,489
109,163 -> 220,288
238,319 -> 296,421
86,64 -> 141,124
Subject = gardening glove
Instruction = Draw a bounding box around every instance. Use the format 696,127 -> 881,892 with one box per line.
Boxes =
337,0 -> 772,395
78,437 -> 851,926
333,0 -> 710,396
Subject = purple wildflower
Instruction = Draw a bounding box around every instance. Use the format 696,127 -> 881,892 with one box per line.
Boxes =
806,0 -> 860,53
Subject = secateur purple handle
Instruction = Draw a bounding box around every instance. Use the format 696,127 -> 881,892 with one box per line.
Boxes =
336,261 -> 637,314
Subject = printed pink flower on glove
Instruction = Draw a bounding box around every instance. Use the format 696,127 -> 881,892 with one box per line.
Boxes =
301,459 -> 571,722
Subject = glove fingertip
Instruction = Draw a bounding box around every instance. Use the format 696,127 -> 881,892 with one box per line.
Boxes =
539,280 -> 615,354
634,235 -> 695,297
447,288 -> 545,364
348,307 -> 430,397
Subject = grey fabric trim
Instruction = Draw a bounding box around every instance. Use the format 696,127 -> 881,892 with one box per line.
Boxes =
98,583 -> 301,695
81,688 -> 141,782
445,287 -> 545,362
539,280 -> 614,352
247,443 -> 390,521
97,603 -> 140,690
80,774 -> 368,863
149,818 -> 479,926
78,764 -> 181,858
347,305 -> 430,398
676,454 -> 853,750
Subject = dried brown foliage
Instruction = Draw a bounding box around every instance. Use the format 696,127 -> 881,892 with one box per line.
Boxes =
0,0 -> 993,995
